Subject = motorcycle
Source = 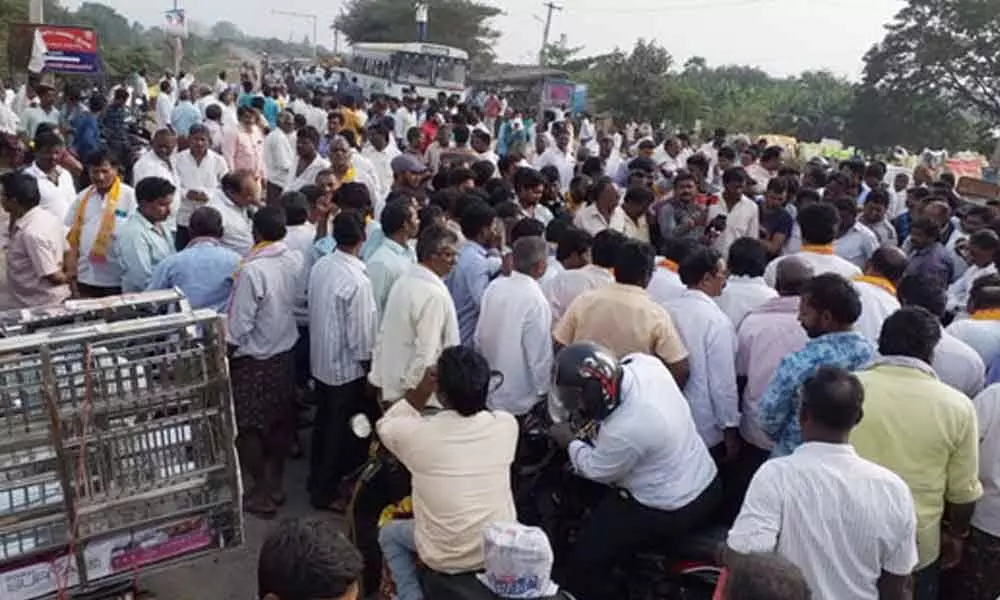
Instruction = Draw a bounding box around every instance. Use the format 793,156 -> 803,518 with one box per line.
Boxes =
514,406 -> 727,600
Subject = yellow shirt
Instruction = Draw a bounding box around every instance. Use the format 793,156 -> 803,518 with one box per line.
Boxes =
851,360 -> 983,569
553,282 -> 689,365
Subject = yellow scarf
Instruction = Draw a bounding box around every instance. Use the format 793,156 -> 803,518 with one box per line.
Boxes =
854,275 -> 896,297
971,308 -> 1000,321
658,258 -> 679,273
801,244 -> 835,255
67,178 -> 123,263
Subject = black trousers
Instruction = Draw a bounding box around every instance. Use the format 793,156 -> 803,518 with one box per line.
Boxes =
563,477 -> 723,600
76,282 -> 122,298
308,377 -> 380,507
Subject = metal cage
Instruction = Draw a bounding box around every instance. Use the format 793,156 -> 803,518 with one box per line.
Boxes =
0,307 -> 243,600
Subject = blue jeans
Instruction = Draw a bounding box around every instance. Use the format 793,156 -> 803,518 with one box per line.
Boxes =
379,519 -> 423,600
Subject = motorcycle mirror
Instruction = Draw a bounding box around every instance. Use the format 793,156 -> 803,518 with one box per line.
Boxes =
349,413 -> 373,439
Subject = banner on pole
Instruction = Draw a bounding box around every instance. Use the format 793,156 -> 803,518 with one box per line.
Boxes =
165,8 -> 188,38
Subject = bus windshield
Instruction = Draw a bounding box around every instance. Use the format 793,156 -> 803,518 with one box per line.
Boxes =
395,52 -> 434,86
435,57 -> 467,89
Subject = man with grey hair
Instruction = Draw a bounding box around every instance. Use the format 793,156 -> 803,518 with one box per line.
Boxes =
474,235 -> 553,416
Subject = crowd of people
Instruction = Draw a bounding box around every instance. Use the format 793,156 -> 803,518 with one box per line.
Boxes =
3,65 -> 1000,600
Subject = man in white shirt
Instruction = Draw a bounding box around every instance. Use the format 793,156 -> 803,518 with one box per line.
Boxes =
647,237 -> 698,306
533,126 -> 575,192
369,224 -> 461,404
549,343 -> 720,600
24,131 -> 76,223
764,202 -> 862,287
744,145 -> 782,195
947,229 -> 999,317
361,126 -> 399,218
716,237 -> 777,329
207,170 -> 261,256
308,213 -> 379,511
944,381 -> 1000,597
833,196 -> 880,269
64,150 -> 137,298
710,168 -> 760,258
174,125 -> 228,249
853,246 -> 907,343
263,111 -> 297,202
154,80 -> 175,132
378,346 -> 518,600
947,274 -> 1000,368
366,199 -> 419,320
898,273 -> 986,398
663,246 -> 741,459
727,366 -> 918,600
652,136 -> 686,177
132,129 -> 181,230
475,236 -> 553,416
542,228 -> 619,322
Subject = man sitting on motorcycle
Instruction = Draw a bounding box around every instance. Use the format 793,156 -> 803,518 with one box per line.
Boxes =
377,345 -> 519,600
548,341 -> 722,600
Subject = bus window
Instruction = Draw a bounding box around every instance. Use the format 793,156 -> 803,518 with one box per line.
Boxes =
396,52 -> 433,86
435,58 -> 467,88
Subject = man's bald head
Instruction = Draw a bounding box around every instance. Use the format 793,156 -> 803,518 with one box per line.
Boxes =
776,257 -> 814,297
867,246 -> 909,283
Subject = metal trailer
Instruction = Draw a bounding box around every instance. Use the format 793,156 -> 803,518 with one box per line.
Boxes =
0,292 -> 243,600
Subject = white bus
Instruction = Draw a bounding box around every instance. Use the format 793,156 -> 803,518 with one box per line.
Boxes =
347,42 -> 468,99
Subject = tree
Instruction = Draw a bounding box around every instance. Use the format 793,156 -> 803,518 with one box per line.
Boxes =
542,36 -> 583,69
862,0 -> 1000,120
587,40 -> 677,122
335,0 -> 502,67
210,20 -> 245,41
845,83 -> 982,152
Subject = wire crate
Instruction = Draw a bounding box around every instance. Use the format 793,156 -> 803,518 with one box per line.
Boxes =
0,309 -> 243,600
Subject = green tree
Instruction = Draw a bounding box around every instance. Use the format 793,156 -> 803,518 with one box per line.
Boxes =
587,39 -> 677,122
862,0 -> 1000,120
334,0 -> 502,67
542,36 -> 583,69
210,20 -> 245,41
845,84 -> 981,152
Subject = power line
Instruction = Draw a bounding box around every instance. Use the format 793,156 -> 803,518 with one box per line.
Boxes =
569,0 -> 774,14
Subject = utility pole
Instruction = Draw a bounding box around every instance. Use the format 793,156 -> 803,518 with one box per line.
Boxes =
28,0 -> 44,23
537,2 -> 562,67
537,2 -> 562,121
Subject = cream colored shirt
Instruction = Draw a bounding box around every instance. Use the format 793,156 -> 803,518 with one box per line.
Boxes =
541,264 -> 615,323
369,263 -> 460,401
554,282 -> 689,365
377,400 -> 518,572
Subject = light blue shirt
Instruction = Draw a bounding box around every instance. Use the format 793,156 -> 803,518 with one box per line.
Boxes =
148,239 -> 242,311
113,212 -> 176,292
445,240 -> 502,347
170,101 -> 203,137
313,220 -> 383,263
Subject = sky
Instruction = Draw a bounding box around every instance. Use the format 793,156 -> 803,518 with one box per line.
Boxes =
68,0 -> 905,79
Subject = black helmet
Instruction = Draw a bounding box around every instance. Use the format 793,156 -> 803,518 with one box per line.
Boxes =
551,341 -> 623,422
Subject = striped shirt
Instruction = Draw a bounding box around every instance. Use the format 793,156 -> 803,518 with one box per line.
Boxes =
308,249 -> 378,387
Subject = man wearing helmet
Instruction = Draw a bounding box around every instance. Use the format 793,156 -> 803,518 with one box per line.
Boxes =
548,341 -> 722,600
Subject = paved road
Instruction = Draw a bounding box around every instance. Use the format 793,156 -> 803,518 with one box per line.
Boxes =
142,457 -> 336,600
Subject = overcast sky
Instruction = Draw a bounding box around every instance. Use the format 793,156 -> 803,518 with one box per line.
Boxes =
75,0 -> 905,79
